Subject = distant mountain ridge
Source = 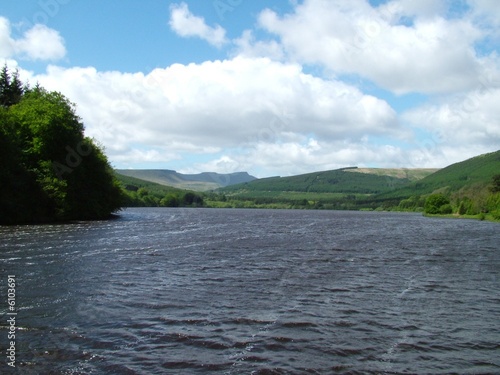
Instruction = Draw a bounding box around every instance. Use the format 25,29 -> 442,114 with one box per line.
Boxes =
115,169 -> 257,191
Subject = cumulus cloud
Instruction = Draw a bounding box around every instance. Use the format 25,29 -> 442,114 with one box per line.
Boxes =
234,30 -> 285,60
0,17 -> 66,61
169,2 -> 227,47
4,0 -> 499,176
31,57 -> 403,174
255,0 -> 488,94
403,87 -> 500,148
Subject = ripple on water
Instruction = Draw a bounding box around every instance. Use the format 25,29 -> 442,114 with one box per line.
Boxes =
1,208 -> 499,374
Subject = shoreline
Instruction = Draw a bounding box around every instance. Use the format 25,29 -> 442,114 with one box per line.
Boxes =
423,212 -> 500,223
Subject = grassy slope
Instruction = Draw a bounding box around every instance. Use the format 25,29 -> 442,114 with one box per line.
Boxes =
221,168 -> 413,195
346,168 -> 438,181
377,150 -> 500,200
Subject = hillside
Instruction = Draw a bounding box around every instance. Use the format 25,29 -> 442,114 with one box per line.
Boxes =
115,169 -> 256,191
115,151 -> 500,218
377,150 -> 500,200
221,167 -> 435,195
345,168 -> 439,181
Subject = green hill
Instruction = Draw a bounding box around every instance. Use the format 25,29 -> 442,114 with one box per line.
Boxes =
377,150 -> 500,199
214,151 -> 499,217
216,167 -> 436,209
221,167 -> 435,195
345,168 -> 439,181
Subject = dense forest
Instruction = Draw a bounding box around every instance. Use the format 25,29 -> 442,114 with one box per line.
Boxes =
0,66 -> 123,224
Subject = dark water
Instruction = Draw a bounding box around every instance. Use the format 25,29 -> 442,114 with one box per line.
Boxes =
1,208 -> 499,374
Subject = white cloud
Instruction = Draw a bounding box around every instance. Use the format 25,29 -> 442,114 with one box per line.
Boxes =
256,0 -> 489,94
233,30 -> 285,60
0,17 -> 15,58
402,86 -> 500,167
4,1 -> 499,177
169,2 -> 227,47
30,56 -> 403,175
0,17 -> 66,61
408,91 -> 500,145
15,24 -> 66,60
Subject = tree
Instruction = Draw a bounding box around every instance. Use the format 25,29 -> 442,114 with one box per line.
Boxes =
424,194 -> 450,214
0,75 -> 123,223
161,194 -> 180,207
0,65 -> 24,107
491,174 -> 500,193
182,192 -> 204,206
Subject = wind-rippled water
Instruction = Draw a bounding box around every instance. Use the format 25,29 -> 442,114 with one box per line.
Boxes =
1,208 -> 499,374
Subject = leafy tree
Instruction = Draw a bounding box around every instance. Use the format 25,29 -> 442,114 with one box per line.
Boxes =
182,192 -> 204,206
161,194 -> 180,207
458,200 -> 467,215
424,194 -> 450,214
0,73 -> 123,224
439,204 -> 453,214
491,174 -> 500,193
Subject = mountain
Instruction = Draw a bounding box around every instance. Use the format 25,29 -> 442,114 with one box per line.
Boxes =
115,169 -> 257,191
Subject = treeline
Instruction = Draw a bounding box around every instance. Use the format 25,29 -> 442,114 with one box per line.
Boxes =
0,66 -> 123,224
394,175 -> 500,220
123,187 -> 204,207
207,174 -> 500,220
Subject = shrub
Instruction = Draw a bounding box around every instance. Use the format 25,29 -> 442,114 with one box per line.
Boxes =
424,194 -> 450,214
440,204 -> 453,214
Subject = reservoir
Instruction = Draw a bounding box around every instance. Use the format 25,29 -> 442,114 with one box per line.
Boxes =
1,208 -> 499,374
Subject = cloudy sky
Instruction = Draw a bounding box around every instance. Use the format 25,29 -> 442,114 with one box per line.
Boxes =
1,0 -> 499,177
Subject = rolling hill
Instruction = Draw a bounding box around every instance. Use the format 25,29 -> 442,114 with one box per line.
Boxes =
115,169 -> 256,191
220,167 -> 437,196
114,150 -> 499,217
376,150 -> 500,200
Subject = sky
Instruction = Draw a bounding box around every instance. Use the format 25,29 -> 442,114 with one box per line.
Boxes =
1,0 -> 499,177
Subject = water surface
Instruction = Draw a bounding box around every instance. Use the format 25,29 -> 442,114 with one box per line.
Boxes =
1,208 -> 499,374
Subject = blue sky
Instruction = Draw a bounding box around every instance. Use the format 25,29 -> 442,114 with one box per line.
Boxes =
1,0 -> 499,177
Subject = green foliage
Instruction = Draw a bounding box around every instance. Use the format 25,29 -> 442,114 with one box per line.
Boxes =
458,200 -> 468,215
439,204 -> 453,214
161,194 -> 180,207
182,192 -> 204,206
380,150 -> 500,200
491,175 -> 500,193
0,65 -> 25,107
424,194 -> 450,214
0,71 -> 123,224
398,195 -> 426,211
